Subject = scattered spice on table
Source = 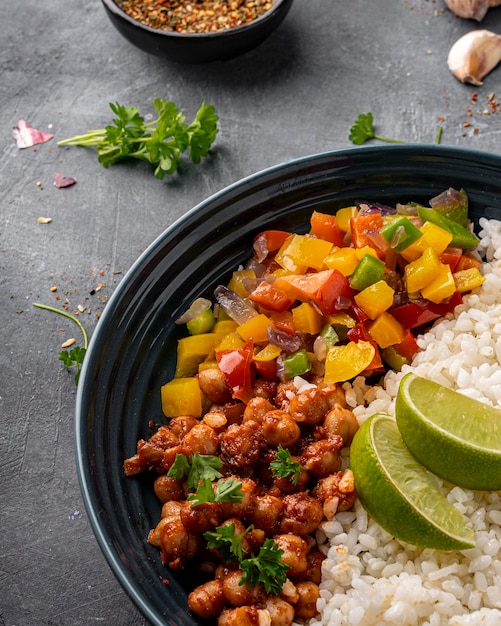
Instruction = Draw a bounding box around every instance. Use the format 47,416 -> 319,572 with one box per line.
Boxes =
120,0 -> 274,33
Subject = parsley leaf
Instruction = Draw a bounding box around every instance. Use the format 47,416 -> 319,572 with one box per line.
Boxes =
204,522 -> 251,563
59,346 -> 87,384
349,112 -> 403,145
269,445 -> 304,485
57,99 -> 218,180
167,453 -> 223,489
188,477 -> 244,507
239,538 -> 290,596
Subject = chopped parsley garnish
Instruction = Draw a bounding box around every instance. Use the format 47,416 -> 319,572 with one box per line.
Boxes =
239,538 -> 290,596
204,522 -> 251,562
349,112 -> 403,145
269,445 -> 304,485
188,477 -> 244,507
167,452 -> 223,489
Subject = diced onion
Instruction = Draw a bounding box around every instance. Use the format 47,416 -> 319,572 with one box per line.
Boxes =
214,285 -> 258,324
175,297 -> 212,325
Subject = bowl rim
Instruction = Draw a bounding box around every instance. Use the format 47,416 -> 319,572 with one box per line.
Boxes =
101,0 -> 292,39
75,143 -> 501,625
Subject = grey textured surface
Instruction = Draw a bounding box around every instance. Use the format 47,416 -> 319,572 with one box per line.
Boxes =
2,1 -> 501,625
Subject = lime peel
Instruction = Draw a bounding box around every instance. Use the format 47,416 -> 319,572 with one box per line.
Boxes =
350,413 -> 475,551
396,372 -> 501,491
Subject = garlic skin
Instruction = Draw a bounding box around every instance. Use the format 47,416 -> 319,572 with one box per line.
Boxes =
448,29 -> 501,85
444,0 -> 501,21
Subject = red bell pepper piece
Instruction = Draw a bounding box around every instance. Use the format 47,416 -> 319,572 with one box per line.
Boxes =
347,321 -> 372,342
254,359 -> 278,380
315,269 -> 356,314
253,230 -> 291,261
439,247 -> 462,272
350,212 -> 384,249
390,291 -> 463,329
310,211 -> 345,247
216,341 -> 255,403
269,310 -> 296,335
394,330 -> 419,361
248,281 -> 294,312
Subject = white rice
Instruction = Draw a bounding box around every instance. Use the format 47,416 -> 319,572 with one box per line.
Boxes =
307,218 -> 501,626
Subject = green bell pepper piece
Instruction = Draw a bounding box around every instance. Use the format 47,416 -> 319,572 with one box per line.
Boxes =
417,206 -> 479,249
283,349 -> 312,379
320,324 -> 339,349
349,254 -> 385,291
187,307 -> 216,335
380,215 -> 423,252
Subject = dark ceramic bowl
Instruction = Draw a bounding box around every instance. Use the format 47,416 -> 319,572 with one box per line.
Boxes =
100,0 -> 294,63
75,145 -> 501,626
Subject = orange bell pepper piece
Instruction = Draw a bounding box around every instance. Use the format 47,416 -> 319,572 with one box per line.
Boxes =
350,212 -> 384,249
291,302 -> 323,335
368,312 -> 406,349
248,280 -> 294,312
310,211 -> 345,246
237,313 -> 275,343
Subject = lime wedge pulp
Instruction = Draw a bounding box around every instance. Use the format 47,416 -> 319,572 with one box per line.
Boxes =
396,373 -> 501,491
350,413 -> 475,551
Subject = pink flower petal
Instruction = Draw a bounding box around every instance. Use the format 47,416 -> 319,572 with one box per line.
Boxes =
54,172 -> 77,188
13,119 -> 54,149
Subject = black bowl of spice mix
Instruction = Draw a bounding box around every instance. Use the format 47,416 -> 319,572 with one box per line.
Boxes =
100,0 -> 294,63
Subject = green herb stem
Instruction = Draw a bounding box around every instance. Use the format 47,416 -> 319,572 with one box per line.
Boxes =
33,302 -> 89,349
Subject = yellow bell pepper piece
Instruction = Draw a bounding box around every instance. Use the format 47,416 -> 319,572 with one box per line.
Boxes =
336,206 -> 358,232
292,302 -> 323,335
355,245 -> 379,260
253,343 -> 282,362
324,341 -> 375,383
237,313 -> 274,343
421,263 -> 456,304
215,331 -> 246,352
401,222 -> 453,262
275,234 -> 333,273
368,312 -> 406,349
324,312 -> 357,328
354,280 -> 395,319
404,246 -> 442,294
198,360 -> 219,372
212,319 -> 239,339
323,247 -> 359,276
175,333 -> 217,378
161,377 -> 202,418
227,268 -> 256,297
453,267 -> 486,293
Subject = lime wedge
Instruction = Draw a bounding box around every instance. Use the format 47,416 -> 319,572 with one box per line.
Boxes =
350,413 -> 475,550
396,372 -> 501,491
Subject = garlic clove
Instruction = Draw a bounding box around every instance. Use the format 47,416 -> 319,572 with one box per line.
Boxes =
447,29 -> 501,85
444,0 -> 501,21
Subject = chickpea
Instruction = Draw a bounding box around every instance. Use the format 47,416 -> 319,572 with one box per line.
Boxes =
289,388 -> 330,425
317,382 -> 348,408
188,579 -> 226,619
147,517 -> 170,547
135,426 -> 179,471
293,581 -> 320,620
158,518 -> 200,569
180,500 -> 224,533
243,397 -> 274,424
300,436 -> 343,479
198,368 -> 233,403
273,460 -> 310,495
279,493 -> 323,535
263,596 -> 295,626
253,378 -> 278,401
161,444 -> 190,472
218,606 -> 267,626
273,534 -> 308,579
249,494 -> 284,536
323,404 -> 359,445
304,548 -> 326,585
183,422 -> 219,456
220,477 -> 257,520
220,421 -> 264,468
275,380 -> 296,411
167,415 -> 198,438
153,474 -> 184,503
160,500 -> 183,521
315,470 -> 357,516
262,410 -> 301,448
222,570 -> 264,607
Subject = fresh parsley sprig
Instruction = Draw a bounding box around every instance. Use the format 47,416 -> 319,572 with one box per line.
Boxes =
167,452 -> 223,489
57,99 -> 218,180
239,538 -> 290,596
33,302 -> 89,385
269,445 -> 304,485
349,112 -> 403,145
188,477 -> 244,508
204,522 -> 251,563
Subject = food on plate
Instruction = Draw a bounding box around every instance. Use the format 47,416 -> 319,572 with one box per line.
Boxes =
124,188 -> 500,625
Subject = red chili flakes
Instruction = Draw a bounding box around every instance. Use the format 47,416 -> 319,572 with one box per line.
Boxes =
13,120 -> 54,149
121,0 -> 273,33
54,172 -> 77,188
